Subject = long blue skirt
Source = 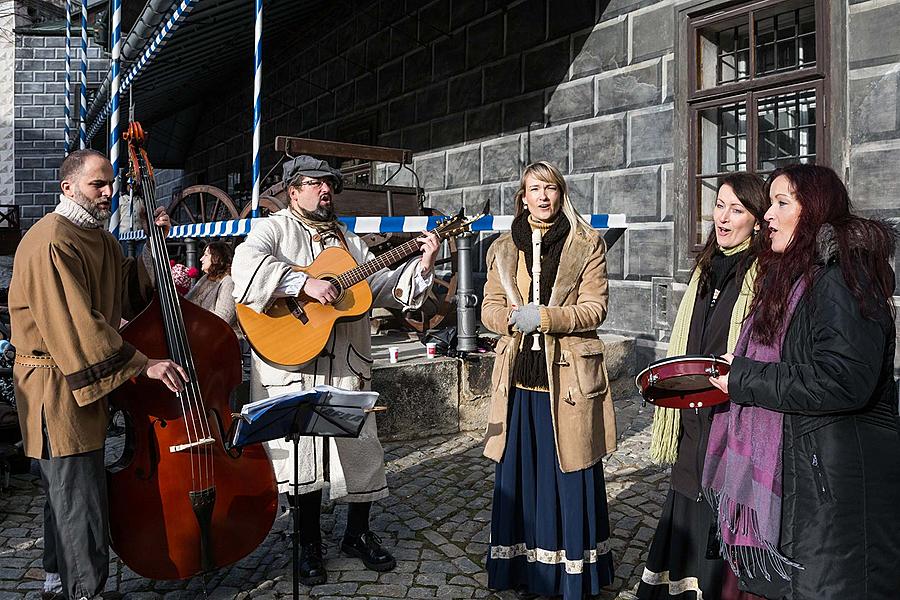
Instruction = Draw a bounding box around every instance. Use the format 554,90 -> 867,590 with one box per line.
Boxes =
487,387 -> 615,599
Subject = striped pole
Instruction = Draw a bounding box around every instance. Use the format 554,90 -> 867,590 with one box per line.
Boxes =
251,0 -> 262,218
108,0 -> 122,236
64,0 -> 72,154
79,0 -> 87,149
85,0 -> 198,140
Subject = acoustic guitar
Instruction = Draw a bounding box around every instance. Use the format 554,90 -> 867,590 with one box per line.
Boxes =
236,211 -> 482,370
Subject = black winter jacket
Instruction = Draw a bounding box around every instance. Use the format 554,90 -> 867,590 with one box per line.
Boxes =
728,257 -> 900,599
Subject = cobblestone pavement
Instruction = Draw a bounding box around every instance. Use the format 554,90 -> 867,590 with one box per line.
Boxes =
0,396 -> 667,599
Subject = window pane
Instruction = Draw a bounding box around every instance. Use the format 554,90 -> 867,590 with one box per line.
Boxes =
698,102 -> 748,174
754,4 -> 816,76
700,20 -> 751,88
757,90 -> 817,171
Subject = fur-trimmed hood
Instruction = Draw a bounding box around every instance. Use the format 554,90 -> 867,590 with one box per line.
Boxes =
814,220 -> 899,264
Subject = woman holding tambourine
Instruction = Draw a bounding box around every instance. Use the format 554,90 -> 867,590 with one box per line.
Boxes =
637,173 -> 768,600
481,161 -> 615,599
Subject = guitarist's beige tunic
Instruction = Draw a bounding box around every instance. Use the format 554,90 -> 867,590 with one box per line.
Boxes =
232,209 -> 431,499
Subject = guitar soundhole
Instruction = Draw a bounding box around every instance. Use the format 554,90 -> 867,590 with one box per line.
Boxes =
324,276 -> 344,303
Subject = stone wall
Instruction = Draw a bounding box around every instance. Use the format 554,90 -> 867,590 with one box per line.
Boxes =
14,33 -> 108,229
180,0 -> 677,341
847,0 -> 900,366
0,2 -> 15,208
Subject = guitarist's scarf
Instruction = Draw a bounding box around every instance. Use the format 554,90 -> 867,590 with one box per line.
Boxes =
510,210 -> 569,390
290,205 -> 346,248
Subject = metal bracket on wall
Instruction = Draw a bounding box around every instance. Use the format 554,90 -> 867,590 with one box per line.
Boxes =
651,276 -> 674,333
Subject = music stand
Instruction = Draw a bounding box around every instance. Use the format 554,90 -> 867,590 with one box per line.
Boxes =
231,386 -> 382,600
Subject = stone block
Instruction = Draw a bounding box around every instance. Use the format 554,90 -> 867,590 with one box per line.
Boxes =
432,113 -> 466,148
507,0 -> 547,55
355,73 -> 376,110
372,360 -> 460,440
849,70 -> 900,143
628,106 -> 673,166
415,154 -> 446,191
466,103 -> 502,141
434,32 -> 467,79
482,138 -> 521,184
626,225 -> 673,279
417,82 -> 448,122
631,4 -> 674,62
526,125 -> 568,172
484,55 -> 521,104
334,82 -> 355,117
661,163 -> 673,221
419,0 -> 451,44
571,115 -> 625,171
849,3 -> 900,68
596,61 -> 661,115
599,0 -> 657,21
663,54 -> 674,101
467,12 -> 504,68
389,93 -> 417,131
448,69 -> 482,112
850,145 -> 900,213
502,91 -> 544,133
601,333 -> 636,381
452,0 -> 484,30
498,182 -> 519,215
602,280 -> 652,333
366,29 -> 391,70
404,47 -> 433,91
463,185 -> 501,216
392,15 -> 420,57
401,122 -> 431,152
378,58 -> 404,102
459,352 -> 493,432
595,167 -> 660,220
549,0 -> 597,38
546,78 -> 593,124
426,189 -> 464,215
605,232 -> 624,278
523,38 -> 570,92
572,19 -> 627,79
446,146 -> 481,188
565,173 -> 594,214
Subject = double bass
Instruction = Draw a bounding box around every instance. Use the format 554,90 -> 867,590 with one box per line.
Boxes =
107,122 -> 278,580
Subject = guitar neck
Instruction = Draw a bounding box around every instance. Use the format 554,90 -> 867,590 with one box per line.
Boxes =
338,238 -> 424,288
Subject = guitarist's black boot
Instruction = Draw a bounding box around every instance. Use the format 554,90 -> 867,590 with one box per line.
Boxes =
298,541 -> 327,586
341,501 -> 396,571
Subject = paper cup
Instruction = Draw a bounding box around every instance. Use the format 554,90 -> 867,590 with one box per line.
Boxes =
388,346 -> 400,364
426,342 -> 437,358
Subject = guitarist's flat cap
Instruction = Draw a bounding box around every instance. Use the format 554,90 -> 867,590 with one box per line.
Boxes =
283,155 -> 344,193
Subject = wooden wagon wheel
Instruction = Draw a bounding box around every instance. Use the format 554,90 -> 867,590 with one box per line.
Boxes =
167,184 -> 240,225
239,181 -> 289,218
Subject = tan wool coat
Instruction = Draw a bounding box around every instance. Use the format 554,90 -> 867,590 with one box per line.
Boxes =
481,226 -> 616,473
9,214 -> 150,458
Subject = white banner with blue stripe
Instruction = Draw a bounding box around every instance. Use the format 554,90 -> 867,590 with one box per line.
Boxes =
118,214 -> 628,241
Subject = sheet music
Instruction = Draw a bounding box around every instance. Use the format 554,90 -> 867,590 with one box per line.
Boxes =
313,384 -> 378,410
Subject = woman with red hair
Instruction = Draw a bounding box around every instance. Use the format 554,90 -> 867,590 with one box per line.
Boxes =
707,164 -> 900,599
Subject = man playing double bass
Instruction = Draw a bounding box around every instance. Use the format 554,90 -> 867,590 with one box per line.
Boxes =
232,155 -> 439,585
9,149 -> 187,600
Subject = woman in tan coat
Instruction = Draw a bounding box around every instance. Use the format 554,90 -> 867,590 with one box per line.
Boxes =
482,161 -> 615,599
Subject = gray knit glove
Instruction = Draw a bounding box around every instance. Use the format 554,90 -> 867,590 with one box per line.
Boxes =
508,303 -> 541,334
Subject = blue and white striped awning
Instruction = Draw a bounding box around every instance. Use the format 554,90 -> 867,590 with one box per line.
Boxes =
118,213 -> 628,241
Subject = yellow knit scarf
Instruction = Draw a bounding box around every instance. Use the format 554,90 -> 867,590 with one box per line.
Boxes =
649,237 -> 757,465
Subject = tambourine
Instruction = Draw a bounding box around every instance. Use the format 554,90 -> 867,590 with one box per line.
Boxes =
635,354 -> 730,409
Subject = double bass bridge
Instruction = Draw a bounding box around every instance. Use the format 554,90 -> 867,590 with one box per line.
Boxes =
169,437 -> 216,453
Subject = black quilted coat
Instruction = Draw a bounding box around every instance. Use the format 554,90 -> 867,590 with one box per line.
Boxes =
727,229 -> 900,600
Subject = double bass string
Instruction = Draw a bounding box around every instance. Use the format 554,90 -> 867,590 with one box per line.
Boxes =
138,164 -> 214,491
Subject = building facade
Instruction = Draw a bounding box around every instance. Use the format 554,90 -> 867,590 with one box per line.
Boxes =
9,0 -> 900,359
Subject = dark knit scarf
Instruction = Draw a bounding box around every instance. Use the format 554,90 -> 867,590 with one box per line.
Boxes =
510,210 -> 570,390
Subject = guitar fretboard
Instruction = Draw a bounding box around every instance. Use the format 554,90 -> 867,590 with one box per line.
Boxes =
336,238 -> 425,289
